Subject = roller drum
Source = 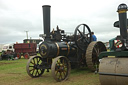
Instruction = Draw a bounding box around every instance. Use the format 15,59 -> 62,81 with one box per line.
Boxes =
99,57 -> 128,85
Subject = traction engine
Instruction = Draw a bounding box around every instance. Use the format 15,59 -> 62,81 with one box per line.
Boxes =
26,5 -> 106,82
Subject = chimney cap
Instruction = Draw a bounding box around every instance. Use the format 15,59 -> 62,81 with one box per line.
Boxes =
42,5 -> 51,7
117,3 -> 127,12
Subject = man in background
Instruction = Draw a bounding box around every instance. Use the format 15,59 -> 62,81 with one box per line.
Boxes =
91,32 -> 97,41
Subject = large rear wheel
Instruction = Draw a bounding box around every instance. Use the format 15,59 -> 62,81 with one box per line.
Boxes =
86,41 -> 107,71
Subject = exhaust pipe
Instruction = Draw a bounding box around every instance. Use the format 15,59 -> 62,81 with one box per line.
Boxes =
42,5 -> 51,40
117,3 -> 128,39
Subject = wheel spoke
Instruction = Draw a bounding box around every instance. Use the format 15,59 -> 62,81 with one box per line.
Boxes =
31,69 -> 35,76
77,37 -> 83,42
62,59 -> 65,66
29,68 -> 34,72
37,57 -> 40,64
55,70 -> 59,76
35,69 -> 39,76
38,59 -> 41,64
30,61 -> 34,65
33,58 -> 35,65
59,72 -> 62,79
92,45 -> 101,65
29,65 -> 34,67
83,25 -> 85,34
77,29 -> 82,36
62,71 -> 66,76
57,60 -> 60,66
93,46 -> 99,55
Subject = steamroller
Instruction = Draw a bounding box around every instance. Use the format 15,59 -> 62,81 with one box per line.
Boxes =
99,3 -> 128,85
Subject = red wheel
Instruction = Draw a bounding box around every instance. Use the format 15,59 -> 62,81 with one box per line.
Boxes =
17,53 -> 21,59
24,53 -> 30,59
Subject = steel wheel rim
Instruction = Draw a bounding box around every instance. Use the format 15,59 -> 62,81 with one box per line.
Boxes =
26,56 -> 45,78
51,56 -> 71,82
86,41 -> 107,71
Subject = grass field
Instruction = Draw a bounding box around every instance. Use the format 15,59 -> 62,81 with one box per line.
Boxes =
0,58 -> 100,85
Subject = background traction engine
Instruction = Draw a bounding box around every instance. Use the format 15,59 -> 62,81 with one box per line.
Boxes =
26,5 -> 106,82
99,3 -> 128,85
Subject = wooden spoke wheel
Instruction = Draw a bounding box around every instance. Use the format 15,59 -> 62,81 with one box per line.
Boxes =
26,56 -> 45,78
17,53 -> 21,59
24,53 -> 30,59
51,56 -> 71,82
86,41 -> 107,71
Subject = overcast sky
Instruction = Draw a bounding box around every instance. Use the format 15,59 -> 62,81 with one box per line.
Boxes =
0,0 -> 128,44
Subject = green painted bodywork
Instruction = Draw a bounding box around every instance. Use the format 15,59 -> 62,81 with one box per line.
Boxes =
99,51 -> 128,59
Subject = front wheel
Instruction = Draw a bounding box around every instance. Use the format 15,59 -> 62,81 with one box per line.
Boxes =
26,56 -> 45,78
51,56 -> 71,82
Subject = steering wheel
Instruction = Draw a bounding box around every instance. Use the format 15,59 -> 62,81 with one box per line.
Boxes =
74,24 -> 92,51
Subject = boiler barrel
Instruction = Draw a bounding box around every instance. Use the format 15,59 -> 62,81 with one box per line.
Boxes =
39,42 -> 77,58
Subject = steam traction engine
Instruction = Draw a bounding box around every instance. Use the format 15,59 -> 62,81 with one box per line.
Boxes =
26,5 -> 106,82
99,4 -> 128,85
